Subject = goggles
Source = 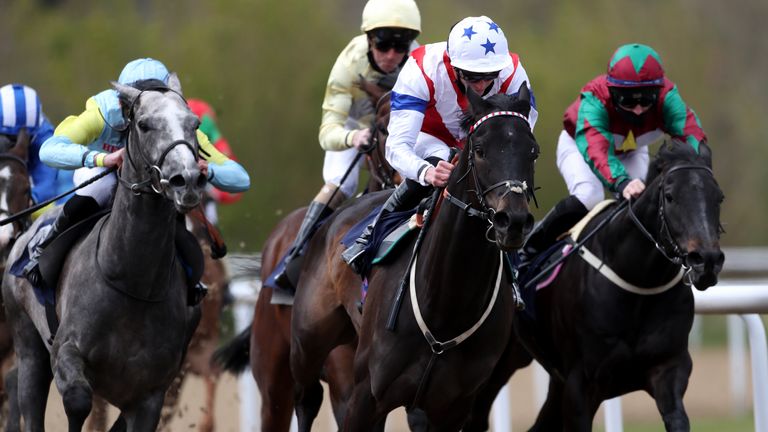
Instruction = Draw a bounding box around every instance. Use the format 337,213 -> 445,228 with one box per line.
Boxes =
458,69 -> 500,83
613,89 -> 659,110
373,38 -> 411,54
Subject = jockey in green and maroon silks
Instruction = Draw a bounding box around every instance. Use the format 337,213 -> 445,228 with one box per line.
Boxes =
561,43 -> 706,210
520,43 -> 708,266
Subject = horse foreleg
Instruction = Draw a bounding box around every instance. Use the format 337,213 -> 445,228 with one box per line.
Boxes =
86,396 -> 109,431
122,391 -> 165,432
54,341 -> 93,432
12,313 -> 53,432
529,377 -> 565,432
198,373 -> 217,432
3,366 -> 21,432
648,354 -> 692,431
560,368 -> 593,432
342,375 -> 385,432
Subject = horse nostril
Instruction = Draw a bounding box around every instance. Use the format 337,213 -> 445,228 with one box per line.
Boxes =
196,173 -> 207,188
524,213 -> 534,233
686,251 -> 704,268
168,175 -> 186,188
492,212 -> 510,229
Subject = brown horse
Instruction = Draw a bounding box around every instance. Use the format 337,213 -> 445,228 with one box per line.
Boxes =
213,80 -> 397,431
0,130 -> 33,429
290,86 -> 538,430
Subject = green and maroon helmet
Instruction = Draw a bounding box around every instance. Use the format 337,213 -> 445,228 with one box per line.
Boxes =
606,44 -> 665,87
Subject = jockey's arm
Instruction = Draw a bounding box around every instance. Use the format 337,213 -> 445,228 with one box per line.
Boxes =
40,98 -> 108,170
197,130 -> 250,193
574,92 -> 629,192
660,83 -> 707,150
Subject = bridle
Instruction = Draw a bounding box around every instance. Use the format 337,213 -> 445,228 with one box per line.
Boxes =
444,110 -> 536,238
0,154 -> 32,239
366,90 -> 397,189
115,86 -> 200,195
626,164 -> 718,282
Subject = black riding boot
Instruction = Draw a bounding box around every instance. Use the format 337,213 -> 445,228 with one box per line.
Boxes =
273,201 -> 333,291
22,195 -> 101,286
518,195 -> 588,270
342,179 -> 427,274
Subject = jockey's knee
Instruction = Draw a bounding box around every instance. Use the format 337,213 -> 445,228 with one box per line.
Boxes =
313,183 -> 348,209
571,185 -> 603,210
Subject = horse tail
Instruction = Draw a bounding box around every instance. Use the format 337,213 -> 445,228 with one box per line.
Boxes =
210,325 -> 251,374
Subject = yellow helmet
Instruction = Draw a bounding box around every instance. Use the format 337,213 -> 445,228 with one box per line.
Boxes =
360,0 -> 421,33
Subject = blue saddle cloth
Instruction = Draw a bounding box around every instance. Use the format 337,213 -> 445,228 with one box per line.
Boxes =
9,217 -> 56,306
340,205 -> 417,277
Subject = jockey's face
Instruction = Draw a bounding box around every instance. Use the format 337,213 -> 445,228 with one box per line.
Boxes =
369,38 -> 408,74
456,69 -> 499,96
612,87 -> 659,116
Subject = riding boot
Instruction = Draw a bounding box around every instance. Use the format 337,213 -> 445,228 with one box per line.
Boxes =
518,195 -> 588,271
22,195 -> 101,286
273,201 -> 333,291
342,179 -> 425,274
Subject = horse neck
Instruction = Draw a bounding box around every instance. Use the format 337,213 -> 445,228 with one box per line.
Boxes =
97,165 -> 178,287
601,184 -> 681,284
415,181 -> 503,327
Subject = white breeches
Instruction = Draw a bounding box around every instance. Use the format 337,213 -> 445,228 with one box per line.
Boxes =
73,167 -> 117,207
322,147 -> 364,198
556,130 -> 649,210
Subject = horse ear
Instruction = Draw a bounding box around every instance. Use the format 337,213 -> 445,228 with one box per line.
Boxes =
466,86 -> 492,115
167,73 -> 183,95
10,128 -> 29,161
698,141 -> 713,167
516,82 -> 530,104
112,81 -> 141,104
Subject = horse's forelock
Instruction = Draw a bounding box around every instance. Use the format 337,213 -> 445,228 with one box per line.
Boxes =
646,139 -> 711,185
461,93 -> 532,133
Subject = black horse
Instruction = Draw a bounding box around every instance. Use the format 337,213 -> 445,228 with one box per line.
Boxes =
469,139 -> 724,431
290,85 -> 538,430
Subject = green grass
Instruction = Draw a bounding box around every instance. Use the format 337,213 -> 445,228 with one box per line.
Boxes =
596,415 -> 754,432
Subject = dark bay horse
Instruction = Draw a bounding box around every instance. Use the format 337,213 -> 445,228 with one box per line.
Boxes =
2,76 -> 205,431
213,82 -> 398,431
290,85 -> 538,430
476,140 -> 724,431
0,130 -> 33,429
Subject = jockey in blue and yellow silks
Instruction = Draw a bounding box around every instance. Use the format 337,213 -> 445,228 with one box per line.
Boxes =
0,84 -> 74,209
22,58 -> 250,295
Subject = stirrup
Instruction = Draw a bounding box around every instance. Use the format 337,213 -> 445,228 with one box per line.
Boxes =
188,282 -> 208,306
342,242 -> 367,273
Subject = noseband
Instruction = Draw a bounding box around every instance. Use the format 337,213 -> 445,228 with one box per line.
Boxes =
627,164 -> 716,281
116,87 -> 199,195
444,110 -> 534,231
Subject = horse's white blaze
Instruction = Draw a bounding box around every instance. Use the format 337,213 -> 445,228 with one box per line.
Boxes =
160,96 -> 197,165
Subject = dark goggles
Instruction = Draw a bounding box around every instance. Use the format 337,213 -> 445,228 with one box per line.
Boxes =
613,89 -> 659,110
373,38 -> 411,54
458,69 -> 500,83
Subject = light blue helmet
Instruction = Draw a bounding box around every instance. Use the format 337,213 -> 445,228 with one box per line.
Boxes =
118,58 -> 170,85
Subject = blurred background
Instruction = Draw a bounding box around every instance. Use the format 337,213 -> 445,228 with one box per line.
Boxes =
4,1 -> 768,431
3,0 -> 767,251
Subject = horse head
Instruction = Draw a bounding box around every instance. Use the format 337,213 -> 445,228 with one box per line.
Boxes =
0,129 -> 31,255
113,75 -> 205,213
644,140 -> 725,290
452,83 -> 539,250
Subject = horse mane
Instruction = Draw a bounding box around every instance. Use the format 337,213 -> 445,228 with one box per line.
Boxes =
645,139 -> 713,185
460,93 -> 532,133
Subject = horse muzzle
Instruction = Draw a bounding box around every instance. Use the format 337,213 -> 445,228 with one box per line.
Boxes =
489,208 -> 534,251
686,247 -> 725,291
167,171 -> 206,213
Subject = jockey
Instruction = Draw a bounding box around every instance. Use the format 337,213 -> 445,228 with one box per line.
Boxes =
521,43 -> 707,262
187,98 -> 243,226
342,15 -> 538,273
272,0 -> 421,291
0,84 -> 74,209
22,58 -> 250,299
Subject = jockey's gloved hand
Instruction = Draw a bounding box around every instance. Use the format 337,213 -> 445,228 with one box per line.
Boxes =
350,128 -> 373,152
617,178 -> 646,201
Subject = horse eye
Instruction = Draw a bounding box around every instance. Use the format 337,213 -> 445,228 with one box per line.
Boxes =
138,120 -> 150,132
665,192 -> 674,202
474,146 -> 485,158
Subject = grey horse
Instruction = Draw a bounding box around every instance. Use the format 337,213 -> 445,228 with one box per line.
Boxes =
2,75 -> 205,431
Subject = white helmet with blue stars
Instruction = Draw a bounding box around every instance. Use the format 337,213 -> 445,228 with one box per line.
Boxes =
447,16 -> 512,73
